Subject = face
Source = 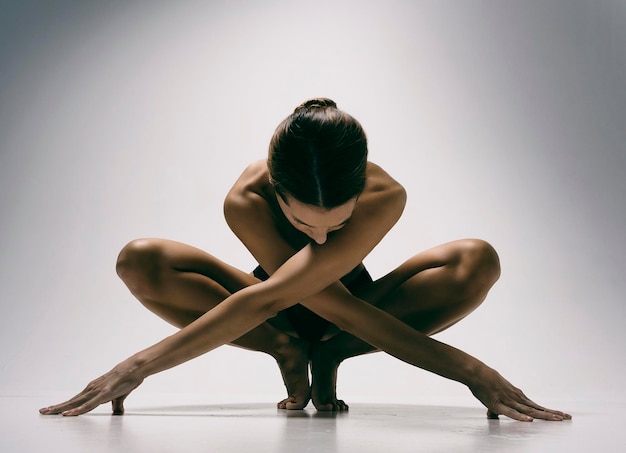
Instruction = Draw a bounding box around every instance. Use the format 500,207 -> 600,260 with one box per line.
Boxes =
276,194 -> 356,245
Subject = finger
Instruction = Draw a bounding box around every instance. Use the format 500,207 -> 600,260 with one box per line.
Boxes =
559,411 -> 572,420
491,403 -> 534,422
40,377 -> 112,415
40,391 -> 96,415
112,395 -> 127,415
516,405 -> 568,421
514,397 -> 572,420
498,401 -> 569,422
62,391 -> 109,416
525,402 -> 572,420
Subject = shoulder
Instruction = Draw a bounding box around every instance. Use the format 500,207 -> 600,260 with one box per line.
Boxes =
361,162 -> 407,214
223,159 -> 273,223
225,159 -> 270,200
365,162 -> 405,192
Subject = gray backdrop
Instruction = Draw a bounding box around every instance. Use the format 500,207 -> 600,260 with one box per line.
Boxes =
1,0 -> 624,409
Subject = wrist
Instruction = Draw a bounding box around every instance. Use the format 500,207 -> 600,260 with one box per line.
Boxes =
123,352 -> 154,380
463,359 -> 492,388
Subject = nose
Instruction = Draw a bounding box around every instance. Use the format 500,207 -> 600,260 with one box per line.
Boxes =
310,230 -> 328,245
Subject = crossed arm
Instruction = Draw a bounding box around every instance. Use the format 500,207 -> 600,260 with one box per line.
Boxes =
39,168 -> 406,417
40,166 -> 571,420
38,245 -> 570,420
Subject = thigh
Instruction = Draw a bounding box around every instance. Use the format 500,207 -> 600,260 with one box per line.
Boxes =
357,239 -> 500,335
157,239 -> 260,293
117,238 -> 261,319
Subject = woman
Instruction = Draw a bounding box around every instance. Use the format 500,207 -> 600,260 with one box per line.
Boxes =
40,98 -> 570,421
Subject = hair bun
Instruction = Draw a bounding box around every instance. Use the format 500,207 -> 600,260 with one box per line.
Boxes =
295,98 -> 337,112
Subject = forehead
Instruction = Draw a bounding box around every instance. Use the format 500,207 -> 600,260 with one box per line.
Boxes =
279,195 -> 356,227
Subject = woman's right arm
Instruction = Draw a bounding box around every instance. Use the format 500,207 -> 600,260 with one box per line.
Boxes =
40,188 -> 401,417
39,283 -> 280,416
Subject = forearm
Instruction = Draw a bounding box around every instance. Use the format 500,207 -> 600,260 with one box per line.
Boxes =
128,285 -> 275,378
39,281 -> 289,417
356,308 -> 485,386
303,288 -> 488,386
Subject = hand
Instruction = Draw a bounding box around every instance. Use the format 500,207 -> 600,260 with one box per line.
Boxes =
469,367 -> 572,422
39,361 -> 144,416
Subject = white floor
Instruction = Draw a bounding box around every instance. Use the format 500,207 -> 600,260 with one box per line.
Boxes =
3,396 -> 623,452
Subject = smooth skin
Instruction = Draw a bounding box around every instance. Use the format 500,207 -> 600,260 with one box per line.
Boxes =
40,160 -> 571,421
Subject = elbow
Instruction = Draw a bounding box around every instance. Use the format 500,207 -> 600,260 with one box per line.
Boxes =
263,294 -> 298,319
331,316 -> 358,335
248,293 -> 282,322
261,299 -> 283,320
240,283 -> 292,321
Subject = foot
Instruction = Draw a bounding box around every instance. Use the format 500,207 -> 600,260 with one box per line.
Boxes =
274,334 -> 311,410
310,343 -> 348,411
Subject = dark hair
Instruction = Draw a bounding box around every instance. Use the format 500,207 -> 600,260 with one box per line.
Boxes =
268,98 -> 368,209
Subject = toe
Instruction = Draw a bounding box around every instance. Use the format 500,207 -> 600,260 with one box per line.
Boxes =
278,396 -> 309,410
285,400 -> 307,410
316,403 -> 335,411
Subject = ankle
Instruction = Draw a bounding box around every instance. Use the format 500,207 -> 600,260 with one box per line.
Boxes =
312,342 -> 343,366
272,332 -> 308,362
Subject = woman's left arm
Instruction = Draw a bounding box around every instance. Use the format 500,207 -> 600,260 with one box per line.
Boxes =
301,287 -> 571,421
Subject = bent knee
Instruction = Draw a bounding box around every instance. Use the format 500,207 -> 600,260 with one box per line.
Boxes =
455,239 -> 501,296
116,239 -> 167,298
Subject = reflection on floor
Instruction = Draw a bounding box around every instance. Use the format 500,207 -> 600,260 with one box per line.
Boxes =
3,396 -> 623,452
